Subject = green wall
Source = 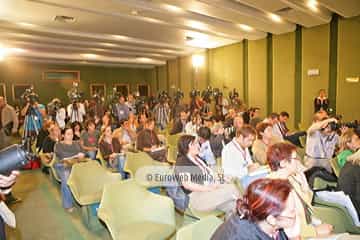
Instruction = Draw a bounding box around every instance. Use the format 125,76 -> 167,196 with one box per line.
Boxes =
0,60 -> 156,105
337,16 -> 360,122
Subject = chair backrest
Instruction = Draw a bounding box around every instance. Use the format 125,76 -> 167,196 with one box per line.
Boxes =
176,216 -> 223,240
167,134 -> 181,147
330,157 -> 341,178
49,155 -> 61,182
167,145 -> 178,164
96,151 -> 108,168
98,179 -> 176,239
67,161 -> 120,205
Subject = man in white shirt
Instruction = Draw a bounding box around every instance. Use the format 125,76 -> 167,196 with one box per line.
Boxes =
222,125 -> 258,180
263,112 -> 283,141
198,126 -> 216,166
67,102 -> 86,123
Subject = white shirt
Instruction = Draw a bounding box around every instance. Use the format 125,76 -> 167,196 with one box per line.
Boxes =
199,140 -> 216,166
185,122 -> 199,136
56,108 -> 66,129
221,138 -> 253,179
67,103 -> 86,123
272,123 -> 284,141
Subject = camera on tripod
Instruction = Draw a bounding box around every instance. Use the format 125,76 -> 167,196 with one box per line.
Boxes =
21,87 -> 39,105
229,88 -> 239,101
158,91 -> 169,104
174,89 -> 184,103
212,88 -> 223,100
67,82 -> 83,103
327,119 -> 359,132
201,86 -> 213,103
190,89 -> 200,99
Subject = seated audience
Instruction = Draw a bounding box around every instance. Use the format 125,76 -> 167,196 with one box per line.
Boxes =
128,112 -> 138,132
184,113 -> 202,136
224,114 -> 244,143
252,122 -> 275,165
137,118 -> 167,162
337,129 -> 360,168
54,127 -> 86,212
198,126 -> 216,166
305,115 -> 339,172
267,142 -> 333,238
338,127 -> 360,217
100,111 -> 112,132
248,107 -> 262,128
175,135 -> 239,216
80,119 -> 100,160
99,126 -> 125,178
277,111 -> 306,147
222,125 -> 258,180
211,178 -> 296,240
264,112 -> 283,141
210,122 -> 225,159
42,124 -> 61,154
136,113 -> 147,133
170,110 -> 188,135
36,119 -> 53,151
71,121 -> 82,141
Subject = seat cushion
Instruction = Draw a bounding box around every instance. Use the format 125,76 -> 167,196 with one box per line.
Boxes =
117,221 -> 175,240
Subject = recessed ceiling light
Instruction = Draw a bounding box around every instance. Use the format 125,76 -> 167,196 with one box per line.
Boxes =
101,42 -> 117,47
192,55 -> 205,68
238,24 -> 254,32
82,53 -> 98,59
143,17 -> 163,24
136,57 -> 152,63
186,39 -> 217,49
307,0 -> 319,12
188,20 -> 207,30
17,22 -> 36,28
163,4 -> 183,13
131,10 -> 139,15
268,13 -> 282,23
111,35 -> 130,40
10,48 -> 26,53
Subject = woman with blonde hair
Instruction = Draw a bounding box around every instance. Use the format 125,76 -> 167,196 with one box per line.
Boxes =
337,130 -> 357,168
338,128 -> 360,217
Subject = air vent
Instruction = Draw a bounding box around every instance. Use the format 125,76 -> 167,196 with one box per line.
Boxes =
185,36 -> 194,41
275,7 -> 293,13
54,15 -> 76,23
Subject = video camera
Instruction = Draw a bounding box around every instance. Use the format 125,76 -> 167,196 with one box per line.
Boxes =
229,88 -> 239,101
201,86 -> 213,103
174,89 -> 184,103
67,82 -> 84,103
158,91 -> 169,104
190,89 -> 200,98
328,120 -> 359,132
212,88 -> 223,100
47,98 -> 62,116
0,144 -> 31,176
21,87 -> 39,105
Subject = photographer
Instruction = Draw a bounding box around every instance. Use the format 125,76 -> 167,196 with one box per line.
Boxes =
114,95 -> 129,124
0,171 -> 19,240
47,98 -> 66,130
20,96 -> 45,136
0,96 -> 19,149
305,115 -> 341,172
67,101 -> 86,124
126,94 -> 136,115
171,90 -> 185,120
153,92 -> 170,130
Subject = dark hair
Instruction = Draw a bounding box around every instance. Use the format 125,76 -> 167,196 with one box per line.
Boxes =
268,112 -> 280,120
146,118 -> 155,125
84,119 -> 95,130
61,126 -> 73,135
237,178 -> 292,222
280,111 -> 290,118
256,122 -> 272,140
178,135 -> 196,156
198,127 -> 211,140
71,121 -> 82,132
354,127 -> 360,138
267,142 -> 297,171
236,124 -> 256,138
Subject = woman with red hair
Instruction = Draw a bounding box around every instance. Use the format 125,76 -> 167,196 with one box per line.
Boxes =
267,142 -> 333,238
211,178 -> 297,240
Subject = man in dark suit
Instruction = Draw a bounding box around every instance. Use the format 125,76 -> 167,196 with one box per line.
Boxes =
170,110 -> 188,135
278,111 -> 306,147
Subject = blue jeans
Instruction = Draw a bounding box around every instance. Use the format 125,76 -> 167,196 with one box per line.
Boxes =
107,154 -> 127,179
86,150 -> 97,160
54,163 -> 74,209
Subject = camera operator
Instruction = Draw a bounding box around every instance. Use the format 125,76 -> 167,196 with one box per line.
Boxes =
67,100 -> 86,124
214,91 -> 228,121
114,95 -> 129,125
0,170 -> 19,239
153,91 -> 170,130
189,89 -> 201,115
126,93 -> 137,115
305,115 -> 343,172
0,96 -> 19,149
20,95 -> 45,136
87,94 -> 105,122
171,90 -> 185,120
47,98 -> 66,130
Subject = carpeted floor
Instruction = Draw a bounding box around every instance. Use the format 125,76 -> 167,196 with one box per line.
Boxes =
5,169 -> 192,240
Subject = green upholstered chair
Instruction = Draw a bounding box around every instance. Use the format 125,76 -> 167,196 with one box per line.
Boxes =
313,177 -> 337,190
167,134 -> 182,147
39,151 -> 53,167
96,151 -> 119,173
124,151 -> 171,187
97,179 -> 176,240
313,195 -> 360,234
330,157 -> 341,178
176,216 -> 223,240
167,145 -> 177,164
184,207 -> 225,220
67,161 -> 121,230
48,156 -> 61,183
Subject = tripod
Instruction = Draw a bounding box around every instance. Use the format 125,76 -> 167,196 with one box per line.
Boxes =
70,102 -> 80,123
22,105 -> 41,154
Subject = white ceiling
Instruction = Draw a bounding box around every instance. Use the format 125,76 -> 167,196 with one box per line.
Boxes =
0,0 -> 358,68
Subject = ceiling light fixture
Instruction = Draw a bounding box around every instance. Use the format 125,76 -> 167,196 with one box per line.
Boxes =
82,53 -> 98,59
111,35 -> 130,40
188,20 -> 207,30
163,4 -> 183,13
268,13 -> 282,23
192,55 -> 205,69
136,57 -> 152,63
17,22 -> 36,28
238,24 -> 254,32
143,17 -> 163,24
307,0 -> 319,12
131,10 -> 139,15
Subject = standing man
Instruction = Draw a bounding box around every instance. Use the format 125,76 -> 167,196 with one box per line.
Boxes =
115,95 -> 129,125
0,96 -> 19,149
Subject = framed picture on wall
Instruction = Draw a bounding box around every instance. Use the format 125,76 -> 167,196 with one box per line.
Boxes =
43,70 -> 80,82
137,84 -> 150,97
114,84 -> 129,97
0,83 -> 6,100
90,84 -> 106,98
12,84 -> 33,102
